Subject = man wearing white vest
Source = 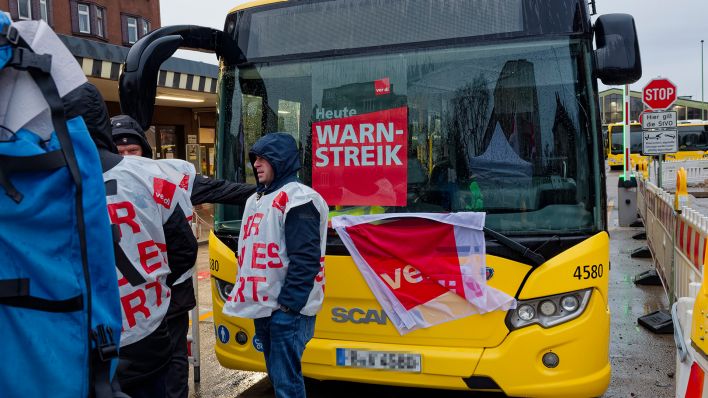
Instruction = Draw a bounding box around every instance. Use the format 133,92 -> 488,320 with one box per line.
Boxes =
111,115 -> 256,398
63,83 -> 195,397
223,132 -> 328,398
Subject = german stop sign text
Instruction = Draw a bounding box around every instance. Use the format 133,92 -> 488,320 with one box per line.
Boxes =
643,78 -> 677,110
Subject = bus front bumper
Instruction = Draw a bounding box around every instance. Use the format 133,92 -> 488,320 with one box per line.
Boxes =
214,290 -> 610,397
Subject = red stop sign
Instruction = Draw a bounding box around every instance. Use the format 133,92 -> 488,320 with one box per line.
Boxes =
643,78 -> 677,110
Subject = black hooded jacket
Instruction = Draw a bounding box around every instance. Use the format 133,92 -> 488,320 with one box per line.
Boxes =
249,133 -> 324,313
63,82 -> 192,387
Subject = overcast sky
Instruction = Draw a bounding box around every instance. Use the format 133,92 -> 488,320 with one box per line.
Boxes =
162,0 -> 708,101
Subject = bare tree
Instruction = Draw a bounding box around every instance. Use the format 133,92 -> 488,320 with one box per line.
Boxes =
445,75 -> 491,180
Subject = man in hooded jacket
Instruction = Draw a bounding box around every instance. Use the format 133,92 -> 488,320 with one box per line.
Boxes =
110,114 -> 256,398
222,132 -> 328,398
63,82 -> 194,397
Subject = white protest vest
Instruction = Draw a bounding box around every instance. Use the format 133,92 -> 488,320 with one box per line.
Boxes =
223,182 -> 328,319
104,157 -> 195,346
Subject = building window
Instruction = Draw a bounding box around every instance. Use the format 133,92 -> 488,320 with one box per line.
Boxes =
95,6 -> 104,37
17,0 -> 31,20
687,107 -> 702,120
39,0 -> 49,22
127,17 -> 138,44
78,3 -> 90,34
142,19 -> 151,36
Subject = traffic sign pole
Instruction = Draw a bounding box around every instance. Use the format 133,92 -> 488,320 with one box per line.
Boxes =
623,84 -> 631,179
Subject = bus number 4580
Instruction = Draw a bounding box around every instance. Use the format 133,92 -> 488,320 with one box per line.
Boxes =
573,264 -> 603,280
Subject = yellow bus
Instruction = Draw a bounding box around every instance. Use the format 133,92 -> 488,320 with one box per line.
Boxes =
119,0 -> 641,396
665,122 -> 708,161
606,122 -> 648,170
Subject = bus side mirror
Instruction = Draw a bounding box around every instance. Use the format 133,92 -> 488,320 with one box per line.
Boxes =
120,35 -> 182,129
594,13 -> 642,85
119,25 -> 230,130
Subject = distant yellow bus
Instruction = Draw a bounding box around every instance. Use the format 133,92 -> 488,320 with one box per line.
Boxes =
607,123 -> 648,170
665,122 -> 708,161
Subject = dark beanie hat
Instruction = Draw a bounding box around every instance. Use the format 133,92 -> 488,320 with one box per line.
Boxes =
114,134 -> 144,148
110,115 -> 153,158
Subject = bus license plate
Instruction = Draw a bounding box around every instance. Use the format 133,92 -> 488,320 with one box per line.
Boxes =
336,348 -> 421,372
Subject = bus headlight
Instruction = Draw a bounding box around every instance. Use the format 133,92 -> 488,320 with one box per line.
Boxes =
539,300 -> 557,316
517,304 -> 536,321
560,295 -> 579,312
215,277 -> 234,303
507,289 -> 592,330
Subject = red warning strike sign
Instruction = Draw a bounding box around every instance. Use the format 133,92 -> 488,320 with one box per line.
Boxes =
312,107 -> 408,206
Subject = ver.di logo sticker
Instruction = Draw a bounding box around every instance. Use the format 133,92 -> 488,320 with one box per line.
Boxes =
253,335 -> 264,352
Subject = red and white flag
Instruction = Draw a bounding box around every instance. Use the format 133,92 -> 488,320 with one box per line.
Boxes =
332,213 -> 516,335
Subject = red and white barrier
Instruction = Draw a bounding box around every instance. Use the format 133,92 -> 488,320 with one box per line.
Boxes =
675,207 -> 708,300
643,180 -> 676,297
638,171 -> 708,397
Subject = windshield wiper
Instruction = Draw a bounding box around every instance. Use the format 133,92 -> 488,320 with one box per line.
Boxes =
483,227 -> 545,266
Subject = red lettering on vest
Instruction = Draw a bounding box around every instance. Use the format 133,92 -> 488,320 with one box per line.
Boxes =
145,281 -> 163,306
153,177 -> 177,209
238,246 -> 245,268
243,213 -> 264,239
121,289 -> 150,328
107,202 -> 140,237
155,242 -> 168,264
267,243 -> 282,268
247,276 -> 267,301
233,276 -> 246,302
251,243 -> 267,269
137,240 -> 164,274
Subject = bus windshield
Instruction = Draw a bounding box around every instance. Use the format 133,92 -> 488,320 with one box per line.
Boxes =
216,37 -> 601,236
610,126 -> 642,154
678,125 -> 708,151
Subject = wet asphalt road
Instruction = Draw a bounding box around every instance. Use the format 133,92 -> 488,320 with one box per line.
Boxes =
187,167 -> 680,398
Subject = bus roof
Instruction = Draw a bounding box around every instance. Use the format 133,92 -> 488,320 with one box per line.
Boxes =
678,120 -> 708,125
225,0 -> 590,62
607,122 -> 640,132
230,0 -> 286,13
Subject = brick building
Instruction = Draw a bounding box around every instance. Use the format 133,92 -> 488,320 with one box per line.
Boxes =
2,0 -> 219,176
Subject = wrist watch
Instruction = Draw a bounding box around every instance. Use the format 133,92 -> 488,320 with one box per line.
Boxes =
278,303 -> 291,313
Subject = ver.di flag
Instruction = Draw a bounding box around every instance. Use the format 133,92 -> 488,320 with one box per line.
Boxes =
332,213 -> 516,335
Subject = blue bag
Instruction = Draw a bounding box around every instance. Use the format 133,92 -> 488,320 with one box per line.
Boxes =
0,14 -> 122,397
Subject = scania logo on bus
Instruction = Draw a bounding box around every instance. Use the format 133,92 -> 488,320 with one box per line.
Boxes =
331,307 -> 388,325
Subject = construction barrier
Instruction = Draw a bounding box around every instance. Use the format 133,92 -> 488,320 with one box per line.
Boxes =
642,177 -> 676,300
674,207 -> 706,300
674,292 -> 707,398
660,159 -> 708,191
637,168 -> 708,396
637,173 -> 647,223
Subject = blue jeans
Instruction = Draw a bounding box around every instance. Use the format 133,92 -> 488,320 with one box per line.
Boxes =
254,310 -> 316,398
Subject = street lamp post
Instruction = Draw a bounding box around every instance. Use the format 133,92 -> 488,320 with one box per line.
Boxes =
702,40 -> 705,120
